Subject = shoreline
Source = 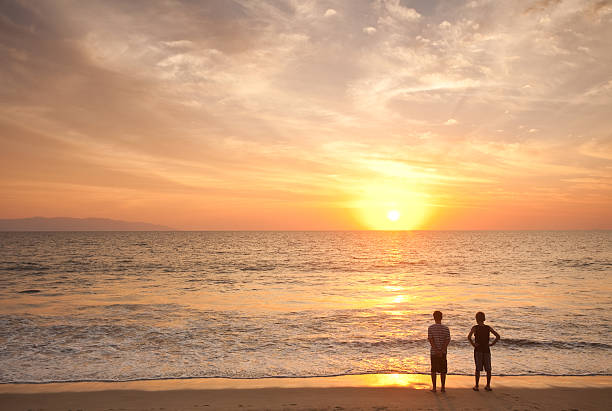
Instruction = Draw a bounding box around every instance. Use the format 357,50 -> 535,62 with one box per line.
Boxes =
3,371 -> 611,384
2,374 -> 612,392
2,375 -> 611,410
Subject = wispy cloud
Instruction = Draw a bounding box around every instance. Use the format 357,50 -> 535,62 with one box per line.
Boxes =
0,0 -> 610,229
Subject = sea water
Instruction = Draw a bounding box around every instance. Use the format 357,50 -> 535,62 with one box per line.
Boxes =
0,231 -> 610,383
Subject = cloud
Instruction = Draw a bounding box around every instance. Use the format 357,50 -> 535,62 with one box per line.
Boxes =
363,26 -> 377,35
379,0 -> 421,21
0,0 -> 611,228
324,8 -> 337,17
524,0 -> 562,14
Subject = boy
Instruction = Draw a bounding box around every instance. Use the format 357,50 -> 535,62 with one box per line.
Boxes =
467,311 -> 500,391
428,310 -> 451,392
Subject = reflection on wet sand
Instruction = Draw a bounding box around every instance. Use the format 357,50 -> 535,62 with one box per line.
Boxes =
1,375 -> 611,394
359,373 -> 431,389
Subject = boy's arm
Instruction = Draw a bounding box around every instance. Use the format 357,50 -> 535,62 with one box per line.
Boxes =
443,329 -> 451,350
428,329 -> 440,355
428,332 -> 436,350
489,327 -> 500,346
467,326 -> 476,347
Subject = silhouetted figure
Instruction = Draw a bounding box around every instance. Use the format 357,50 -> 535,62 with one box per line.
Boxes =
428,310 -> 450,392
467,311 -> 500,391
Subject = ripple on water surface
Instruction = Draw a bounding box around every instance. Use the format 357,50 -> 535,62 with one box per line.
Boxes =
0,231 -> 611,383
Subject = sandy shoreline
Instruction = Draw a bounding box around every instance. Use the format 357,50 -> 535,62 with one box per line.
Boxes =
1,375 -> 611,410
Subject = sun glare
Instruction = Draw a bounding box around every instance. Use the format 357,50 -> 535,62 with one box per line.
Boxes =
387,210 -> 400,221
353,185 -> 429,230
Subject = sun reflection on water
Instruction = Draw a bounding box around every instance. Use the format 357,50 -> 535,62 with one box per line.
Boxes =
392,295 -> 405,304
383,285 -> 404,292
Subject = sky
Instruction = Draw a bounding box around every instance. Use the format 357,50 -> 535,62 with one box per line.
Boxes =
1,0 -> 611,230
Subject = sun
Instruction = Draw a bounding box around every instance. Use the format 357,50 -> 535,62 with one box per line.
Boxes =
352,184 -> 429,230
387,209 -> 401,221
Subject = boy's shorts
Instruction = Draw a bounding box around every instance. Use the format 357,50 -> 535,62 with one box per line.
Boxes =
474,352 -> 491,372
431,354 -> 447,373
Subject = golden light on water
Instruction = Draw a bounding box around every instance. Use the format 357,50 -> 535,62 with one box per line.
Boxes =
392,295 -> 405,304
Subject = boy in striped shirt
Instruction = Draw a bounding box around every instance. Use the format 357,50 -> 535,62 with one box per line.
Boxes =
428,310 -> 451,392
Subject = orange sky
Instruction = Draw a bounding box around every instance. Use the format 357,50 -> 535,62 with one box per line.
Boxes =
1,0 -> 611,230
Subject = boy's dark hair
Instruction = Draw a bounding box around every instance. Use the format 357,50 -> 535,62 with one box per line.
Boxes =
433,311 -> 443,321
476,311 -> 486,323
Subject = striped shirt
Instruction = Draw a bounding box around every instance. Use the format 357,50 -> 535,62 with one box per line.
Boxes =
428,323 -> 451,355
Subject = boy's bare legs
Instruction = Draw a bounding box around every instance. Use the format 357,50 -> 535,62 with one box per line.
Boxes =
430,372 -> 437,392
485,371 -> 492,390
473,370 -> 480,391
440,373 -> 446,392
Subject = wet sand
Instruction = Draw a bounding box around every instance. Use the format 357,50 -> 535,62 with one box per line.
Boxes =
1,375 -> 611,410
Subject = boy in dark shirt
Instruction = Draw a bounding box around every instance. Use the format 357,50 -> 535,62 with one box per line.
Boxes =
467,311 -> 500,391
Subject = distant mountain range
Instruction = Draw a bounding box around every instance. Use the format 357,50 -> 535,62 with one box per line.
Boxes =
0,217 -> 174,231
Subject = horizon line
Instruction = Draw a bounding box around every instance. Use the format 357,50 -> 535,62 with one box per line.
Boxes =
1,229 -> 610,232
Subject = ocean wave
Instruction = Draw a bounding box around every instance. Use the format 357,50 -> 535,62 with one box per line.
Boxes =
500,338 -> 612,350
553,258 -> 612,269
240,265 -> 276,271
0,262 -> 50,271
316,338 -> 612,350
1,231 -> 611,384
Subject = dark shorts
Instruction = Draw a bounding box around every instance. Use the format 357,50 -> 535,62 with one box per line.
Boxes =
474,351 -> 491,372
430,354 -> 447,374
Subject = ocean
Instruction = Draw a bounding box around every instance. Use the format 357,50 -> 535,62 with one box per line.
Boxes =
0,231 -> 610,383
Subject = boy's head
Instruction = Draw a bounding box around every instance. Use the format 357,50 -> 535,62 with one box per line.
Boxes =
433,311 -> 443,323
475,311 -> 486,323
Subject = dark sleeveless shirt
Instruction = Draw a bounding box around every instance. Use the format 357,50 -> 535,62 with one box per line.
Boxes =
474,324 -> 491,353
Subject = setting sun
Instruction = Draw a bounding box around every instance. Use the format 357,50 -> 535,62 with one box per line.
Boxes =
387,210 -> 400,221
353,184 -> 429,230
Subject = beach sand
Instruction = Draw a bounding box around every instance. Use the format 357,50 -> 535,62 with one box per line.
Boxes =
1,375 -> 611,410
